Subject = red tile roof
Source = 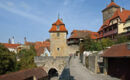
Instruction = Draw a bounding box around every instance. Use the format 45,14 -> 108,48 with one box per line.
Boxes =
49,19 -> 68,33
69,30 -> 99,39
2,43 -> 20,49
25,42 -> 35,46
102,43 -> 130,57
107,2 -> 120,8
25,41 -> 50,56
0,67 -> 48,80
34,41 -> 50,56
98,9 -> 130,32
102,1 -> 120,12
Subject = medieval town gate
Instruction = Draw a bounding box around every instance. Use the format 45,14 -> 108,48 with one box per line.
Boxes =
34,56 -> 69,77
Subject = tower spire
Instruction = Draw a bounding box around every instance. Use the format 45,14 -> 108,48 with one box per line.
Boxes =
58,13 -> 60,19
111,0 -> 114,2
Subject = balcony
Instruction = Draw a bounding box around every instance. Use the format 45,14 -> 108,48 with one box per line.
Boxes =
68,40 -> 80,45
103,29 -> 117,37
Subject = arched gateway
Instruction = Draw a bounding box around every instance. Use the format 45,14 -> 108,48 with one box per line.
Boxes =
48,68 -> 58,79
34,56 -> 69,76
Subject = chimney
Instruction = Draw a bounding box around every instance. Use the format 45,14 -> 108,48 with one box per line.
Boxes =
127,42 -> 130,50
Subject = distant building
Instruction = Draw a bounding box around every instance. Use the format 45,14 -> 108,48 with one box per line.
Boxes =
35,41 -> 50,56
8,38 -> 11,44
67,30 -> 99,55
49,18 -> 68,57
98,0 -> 130,39
2,43 -> 20,54
11,36 -> 15,44
41,47 -> 50,56
68,30 -> 99,45
25,40 -> 50,56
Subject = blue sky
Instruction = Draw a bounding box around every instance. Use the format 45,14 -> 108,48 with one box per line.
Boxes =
0,0 -> 130,43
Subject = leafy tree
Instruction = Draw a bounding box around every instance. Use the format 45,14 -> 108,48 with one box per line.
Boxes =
0,44 -> 16,75
17,45 -> 36,70
80,36 -> 102,52
101,38 -> 114,49
116,35 -> 128,44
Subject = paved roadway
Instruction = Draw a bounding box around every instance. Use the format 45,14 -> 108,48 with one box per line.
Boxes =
69,56 -> 120,80
59,56 -> 120,80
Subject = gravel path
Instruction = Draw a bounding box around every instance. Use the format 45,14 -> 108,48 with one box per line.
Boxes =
69,56 -> 120,80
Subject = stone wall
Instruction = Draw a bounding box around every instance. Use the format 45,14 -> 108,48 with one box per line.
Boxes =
67,45 -> 79,55
34,56 -> 69,75
50,32 -> 68,57
102,7 -> 119,23
88,55 -> 97,73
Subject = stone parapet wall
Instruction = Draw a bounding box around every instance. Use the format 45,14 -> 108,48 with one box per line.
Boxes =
34,56 -> 69,75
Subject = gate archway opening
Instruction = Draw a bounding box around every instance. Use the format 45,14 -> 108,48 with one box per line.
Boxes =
48,68 -> 58,79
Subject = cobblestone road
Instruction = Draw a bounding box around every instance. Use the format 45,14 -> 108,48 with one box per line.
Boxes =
69,56 -> 120,80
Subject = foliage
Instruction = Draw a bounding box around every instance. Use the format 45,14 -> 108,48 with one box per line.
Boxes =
0,44 -> 16,75
17,45 -> 36,70
80,36 -> 115,52
116,35 -> 129,44
101,38 -> 114,49
80,36 -> 102,52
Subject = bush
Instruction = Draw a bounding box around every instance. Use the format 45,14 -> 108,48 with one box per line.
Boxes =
0,44 -> 17,75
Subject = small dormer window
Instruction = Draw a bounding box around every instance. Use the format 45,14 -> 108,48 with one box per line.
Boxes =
57,25 -> 60,30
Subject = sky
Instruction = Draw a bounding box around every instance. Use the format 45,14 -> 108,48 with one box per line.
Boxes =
0,0 -> 130,43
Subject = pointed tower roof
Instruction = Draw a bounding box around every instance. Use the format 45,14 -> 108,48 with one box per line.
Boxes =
107,2 -> 120,8
102,0 -> 120,12
49,19 -> 68,33
52,19 -> 64,25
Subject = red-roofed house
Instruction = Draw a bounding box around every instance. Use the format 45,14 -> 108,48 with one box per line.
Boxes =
98,0 -> 130,39
2,43 -> 21,54
25,41 -> 50,56
68,30 -> 99,45
67,30 -> 99,55
102,43 -> 130,80
34,41 -> 50,56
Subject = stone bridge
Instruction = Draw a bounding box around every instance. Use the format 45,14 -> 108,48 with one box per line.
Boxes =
34,56 -> 69,76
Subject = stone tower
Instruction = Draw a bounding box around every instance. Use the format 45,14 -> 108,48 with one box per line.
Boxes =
49,19 -> 68,57
102,0 -> 120,23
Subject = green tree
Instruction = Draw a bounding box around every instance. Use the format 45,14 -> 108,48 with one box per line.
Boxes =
80,36 -> 102,52
0,44 -> 16,75
17,45 -> 36,70
101,38 -> 114,49
116,35 -> 128,44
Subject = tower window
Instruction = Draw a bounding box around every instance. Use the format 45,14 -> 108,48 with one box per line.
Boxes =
57,48 -> 60,51
57,32 -> 60,37
57,25 -> 60,30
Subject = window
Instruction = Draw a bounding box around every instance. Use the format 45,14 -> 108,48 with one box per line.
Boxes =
57,48 -> 60,51
57,25 -> 60,30
57,32 -> 60,37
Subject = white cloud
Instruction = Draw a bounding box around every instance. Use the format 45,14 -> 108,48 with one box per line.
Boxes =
0,2 -> 47,24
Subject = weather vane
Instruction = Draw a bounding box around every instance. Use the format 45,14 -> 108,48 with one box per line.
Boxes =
58,13 -> 60,19
111,0 -> 114,2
